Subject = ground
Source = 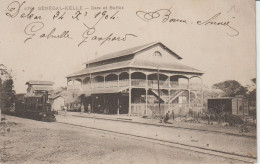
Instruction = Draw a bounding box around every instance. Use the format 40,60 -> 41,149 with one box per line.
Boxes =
0,115 -> 250,164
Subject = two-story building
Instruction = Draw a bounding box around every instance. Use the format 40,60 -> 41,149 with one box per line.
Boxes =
66,42 -> 203,116
26,80 -> 54,97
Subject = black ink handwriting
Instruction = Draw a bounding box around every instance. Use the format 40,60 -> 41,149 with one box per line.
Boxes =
6,1 -> 42,19
197,12 -> 239,36
24,22 -> 72,43
136,9 -> 187,24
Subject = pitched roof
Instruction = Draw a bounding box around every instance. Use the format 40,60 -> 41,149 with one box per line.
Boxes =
84,42 -> 182,65
131,60 -> 201,73
67,60 -> 202,78
26,80 -> 54,85
67,42 -> 202,78
67,60 -> 132,77
32,85 -> 54,91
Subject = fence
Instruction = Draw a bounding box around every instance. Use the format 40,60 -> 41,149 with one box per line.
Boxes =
130,103 -> 202,118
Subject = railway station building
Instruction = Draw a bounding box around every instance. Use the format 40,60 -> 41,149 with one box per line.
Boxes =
66,42 -> 203,116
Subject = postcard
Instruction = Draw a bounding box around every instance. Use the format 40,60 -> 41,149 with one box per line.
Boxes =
0,0 -> 256,163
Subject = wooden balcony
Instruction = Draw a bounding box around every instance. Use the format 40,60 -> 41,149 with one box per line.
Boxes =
67,85 -> 82,91
67,79 -> 202,92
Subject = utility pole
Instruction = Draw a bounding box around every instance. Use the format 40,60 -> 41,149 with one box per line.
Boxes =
156,65 -> 161,114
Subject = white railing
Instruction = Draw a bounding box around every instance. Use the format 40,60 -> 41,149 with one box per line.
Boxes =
189,83 -> 202,89
104,81 -> 118,88
131,79 -> 146,87
118,79 -> 129,87
68,79 -> 201,90
170,81 -> 189,89
82,84 -> 91,90
148,80 -> 169,88
67,85 -> 82,91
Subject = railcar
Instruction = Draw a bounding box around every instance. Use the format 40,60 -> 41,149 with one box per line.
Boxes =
15,93 -> 56,122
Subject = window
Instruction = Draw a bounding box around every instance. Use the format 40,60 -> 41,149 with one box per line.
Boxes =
153,51 -> 162,57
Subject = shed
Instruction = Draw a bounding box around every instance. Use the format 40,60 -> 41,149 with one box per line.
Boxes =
207,95 -> 248,116
49,94 -> 65,111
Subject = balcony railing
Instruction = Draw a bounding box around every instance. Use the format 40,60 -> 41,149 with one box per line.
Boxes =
131,79 -> 146,87
67,85 -> 82,91
67,79 -> 201,91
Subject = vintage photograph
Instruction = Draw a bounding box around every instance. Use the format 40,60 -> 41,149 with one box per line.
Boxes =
0,0 -> 257,163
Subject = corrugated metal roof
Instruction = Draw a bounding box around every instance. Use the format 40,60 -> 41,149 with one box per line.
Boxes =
67,42 -> 203,78
67,60 -> 132,77
131,60 -> 202,73
84,42 -> 182,65
67,59 -> 202,78
26,80 -> 54,85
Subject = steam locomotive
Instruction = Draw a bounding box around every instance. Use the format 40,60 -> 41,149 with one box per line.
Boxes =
15,93 -> 56,122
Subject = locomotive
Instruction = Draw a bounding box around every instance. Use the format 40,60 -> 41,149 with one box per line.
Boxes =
15,92 -> 56,122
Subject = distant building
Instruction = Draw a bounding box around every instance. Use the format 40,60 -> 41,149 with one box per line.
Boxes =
26,80 -> 54,96
66,42 -> 203,116
207,95 -> 249,116
49,94 -> 65,111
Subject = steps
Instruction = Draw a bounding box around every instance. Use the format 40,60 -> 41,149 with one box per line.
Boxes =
149,89 -> 184,103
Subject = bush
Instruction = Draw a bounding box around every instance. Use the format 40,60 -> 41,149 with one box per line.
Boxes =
225,114 -> 244,126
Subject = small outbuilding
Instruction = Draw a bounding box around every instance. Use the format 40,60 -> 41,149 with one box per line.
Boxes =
207,95 -> 249,116
49,94 -> 65,111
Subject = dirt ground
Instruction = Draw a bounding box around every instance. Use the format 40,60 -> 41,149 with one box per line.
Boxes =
0,115 -> 249,164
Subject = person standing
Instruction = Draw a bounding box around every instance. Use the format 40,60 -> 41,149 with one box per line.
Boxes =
172,110 -> 175,121
64,105 -> 67,115
164,111 -> 170,123
81,103 -> 84,114
88,104 -> 91,114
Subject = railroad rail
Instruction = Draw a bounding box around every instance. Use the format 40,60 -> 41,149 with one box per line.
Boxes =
71,114 -> 256,139
55,121 -> 256,163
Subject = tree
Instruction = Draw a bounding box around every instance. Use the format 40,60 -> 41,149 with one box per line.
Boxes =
212,80 -> 247,97
0,64 -> 15,115
247,78 -> 256,121
0,79 -> 16,112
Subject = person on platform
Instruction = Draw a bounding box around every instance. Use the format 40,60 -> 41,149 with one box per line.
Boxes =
81,103 -> 84,114
88,104 -> 91,114
64,105 -> 67,115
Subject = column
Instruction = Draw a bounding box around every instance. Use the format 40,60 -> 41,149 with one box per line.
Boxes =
188,78 -> 190,108
145,88 -> 148,115
145,74 -> 148,115
168,76 -> 171,88
81,78 -> 83,90
91,94 -> 94,113
128,69 -> 132,116
118,74 -> 120,87
117,95 -> 120,115
90,74 -> 92,89
201,77 -> 204,108
168,89 -> 171,111
103,76 -> 106,88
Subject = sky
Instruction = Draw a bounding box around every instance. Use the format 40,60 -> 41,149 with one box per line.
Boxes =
0,0 -> 256,93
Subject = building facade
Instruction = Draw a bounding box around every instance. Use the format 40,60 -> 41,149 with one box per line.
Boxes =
66,42 -> 203,116
26,80 -> 54,96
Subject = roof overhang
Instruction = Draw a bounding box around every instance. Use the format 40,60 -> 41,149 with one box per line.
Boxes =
81,87 -> 129,97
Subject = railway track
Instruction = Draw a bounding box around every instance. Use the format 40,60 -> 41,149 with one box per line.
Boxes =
55,121 -> 256,163
72,114 -> 256,139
